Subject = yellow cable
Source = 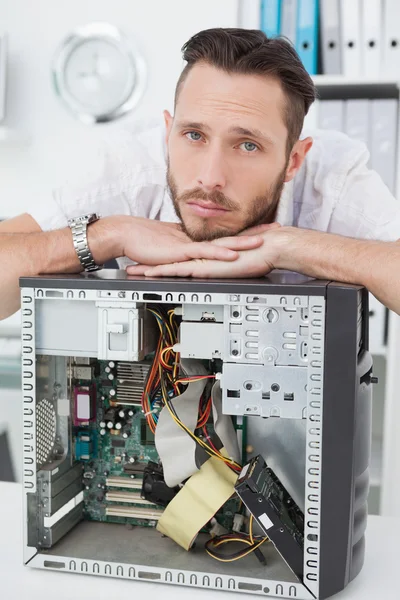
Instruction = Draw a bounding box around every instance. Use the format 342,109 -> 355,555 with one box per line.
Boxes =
175,376 -> 215,384
211,537 -> 253,547
205,537 -> 268,563
148,307 -> 241,471
160,383 -> 240,469
148,309 -> 174,346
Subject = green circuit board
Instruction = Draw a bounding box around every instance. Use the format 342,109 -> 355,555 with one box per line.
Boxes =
72,359 -> 242,531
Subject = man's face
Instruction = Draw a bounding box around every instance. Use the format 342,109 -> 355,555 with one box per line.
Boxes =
165,63 -> 292,242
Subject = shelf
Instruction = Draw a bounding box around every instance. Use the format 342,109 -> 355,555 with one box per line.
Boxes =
312,78 -> 400,100
312,75 -> 400,87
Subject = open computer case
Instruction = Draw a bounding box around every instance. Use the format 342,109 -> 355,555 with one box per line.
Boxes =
19,271 -> 373,599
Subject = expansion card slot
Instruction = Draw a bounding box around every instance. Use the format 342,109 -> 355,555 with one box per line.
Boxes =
105,491 -> 156,506
105,505 -> 164,520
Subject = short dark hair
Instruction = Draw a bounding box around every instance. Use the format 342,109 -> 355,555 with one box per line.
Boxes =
175,28 -> 317,154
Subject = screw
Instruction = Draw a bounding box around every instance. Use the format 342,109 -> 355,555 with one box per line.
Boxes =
232,349 -> 239,356
232,311 -> 240,318
258,497 -> 263,503
271,383 -> 280,392
245,383 -> 253,390
118,291 -> 126,298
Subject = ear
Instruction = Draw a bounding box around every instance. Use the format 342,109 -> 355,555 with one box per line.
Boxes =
284,137 -> 313,182
163,109 -> 173,146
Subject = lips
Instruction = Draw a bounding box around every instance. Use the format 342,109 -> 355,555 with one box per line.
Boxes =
187,201 -> 229,218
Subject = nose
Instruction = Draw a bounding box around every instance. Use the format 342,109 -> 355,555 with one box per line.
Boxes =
196,145 -> 227,192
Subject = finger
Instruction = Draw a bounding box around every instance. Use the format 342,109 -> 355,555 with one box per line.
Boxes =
126,265 -> 148,275
239,222 -> 281,236
184,243 -> 239,261
210,235 -> 263,250
143,259 -> 231,279
143,263 -> 202,278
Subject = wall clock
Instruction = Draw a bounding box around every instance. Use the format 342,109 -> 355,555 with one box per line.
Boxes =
52,22 -> 146,124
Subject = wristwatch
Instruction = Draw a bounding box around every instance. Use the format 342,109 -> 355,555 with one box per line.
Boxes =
68,213 -> 102,272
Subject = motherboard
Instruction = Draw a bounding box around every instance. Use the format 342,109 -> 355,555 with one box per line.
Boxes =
71,357 -> 241,531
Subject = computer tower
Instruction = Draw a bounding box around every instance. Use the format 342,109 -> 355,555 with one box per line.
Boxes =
20,271 -> 372,599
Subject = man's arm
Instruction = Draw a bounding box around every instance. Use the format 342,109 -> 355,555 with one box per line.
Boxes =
0,215 -> 120,320
0,214 -> 263,321
127,227 -> 400,314
271,228 -> 398,312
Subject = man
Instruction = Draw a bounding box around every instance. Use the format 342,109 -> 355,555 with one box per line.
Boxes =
1,28 -> 400,320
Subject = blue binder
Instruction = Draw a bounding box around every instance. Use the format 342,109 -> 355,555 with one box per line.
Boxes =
295,0 -> 319,74
260,0 -> 282,37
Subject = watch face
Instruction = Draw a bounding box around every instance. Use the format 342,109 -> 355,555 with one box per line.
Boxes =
53,23 -> 146,123
68,214 -> 99,226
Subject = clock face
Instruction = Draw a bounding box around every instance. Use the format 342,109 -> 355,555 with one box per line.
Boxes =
64,39 -> 135,115
53,24 -> 146,123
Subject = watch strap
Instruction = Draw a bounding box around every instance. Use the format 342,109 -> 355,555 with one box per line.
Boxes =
69,215 -> 102,272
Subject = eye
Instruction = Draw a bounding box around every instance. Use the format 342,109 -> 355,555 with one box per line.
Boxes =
185,131 -> 202,142
240,141 -> 258,153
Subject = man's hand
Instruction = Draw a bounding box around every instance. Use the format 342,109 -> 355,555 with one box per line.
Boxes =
106,216 -> 266,266
126,225 -> 286,278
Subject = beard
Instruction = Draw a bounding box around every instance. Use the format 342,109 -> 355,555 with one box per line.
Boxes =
167,162 -> 288,242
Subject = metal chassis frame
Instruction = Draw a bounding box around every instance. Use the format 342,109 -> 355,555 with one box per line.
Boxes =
21,284 -> 325,599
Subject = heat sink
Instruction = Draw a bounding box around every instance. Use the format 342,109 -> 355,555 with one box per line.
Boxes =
116,361 -> 151,405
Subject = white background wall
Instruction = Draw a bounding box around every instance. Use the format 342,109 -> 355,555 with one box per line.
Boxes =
0,0 -> 239,219
0,0 -> 240,478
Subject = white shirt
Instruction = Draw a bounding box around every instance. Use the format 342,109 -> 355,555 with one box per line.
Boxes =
29,118 -> 400,267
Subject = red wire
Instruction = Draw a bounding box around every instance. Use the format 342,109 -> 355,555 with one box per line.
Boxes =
202,425 -> 219,453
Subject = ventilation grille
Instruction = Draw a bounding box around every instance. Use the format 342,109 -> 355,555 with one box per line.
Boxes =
36,398 -> 57,468
116,361 -> 151,405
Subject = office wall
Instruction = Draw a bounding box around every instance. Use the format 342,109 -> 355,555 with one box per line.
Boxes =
0,0 -> 239,479
0,0 -> 238,218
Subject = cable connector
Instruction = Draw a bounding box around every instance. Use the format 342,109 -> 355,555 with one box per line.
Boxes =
173,307 -> 183,316
232,513 -> 245,533
209,517 -> 228,538
172,343 -> 181,353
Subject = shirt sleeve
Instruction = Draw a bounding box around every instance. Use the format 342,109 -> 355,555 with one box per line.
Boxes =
27,121 -> 167,232
28,135 -> 132,231
328,144 -> 400,242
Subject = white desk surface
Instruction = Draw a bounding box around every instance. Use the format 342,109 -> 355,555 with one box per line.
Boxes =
1,481 -> 399,600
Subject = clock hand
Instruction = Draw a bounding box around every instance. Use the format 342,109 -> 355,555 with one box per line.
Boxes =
92,51 -> 100,76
